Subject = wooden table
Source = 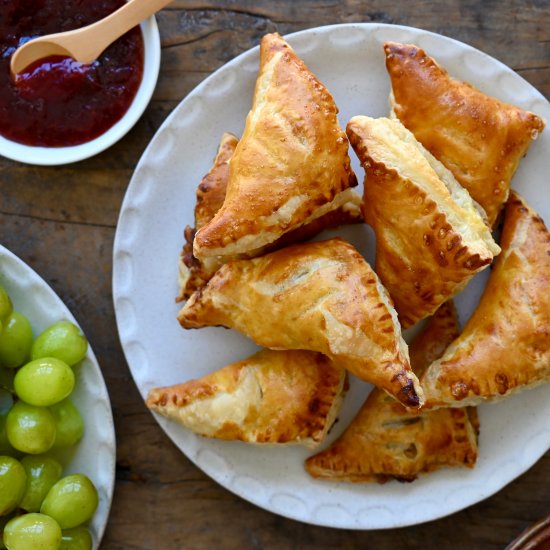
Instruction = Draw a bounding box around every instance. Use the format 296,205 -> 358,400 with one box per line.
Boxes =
1,1 -> 549,548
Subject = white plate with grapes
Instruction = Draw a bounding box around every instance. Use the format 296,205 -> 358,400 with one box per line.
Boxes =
0,244 -> 115,550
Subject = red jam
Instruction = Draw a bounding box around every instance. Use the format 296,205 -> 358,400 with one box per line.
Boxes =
0,0 -> 144,147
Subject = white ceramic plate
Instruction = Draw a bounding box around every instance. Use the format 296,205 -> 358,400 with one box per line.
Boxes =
0,245 -> 115,547
113,23 -> 550,529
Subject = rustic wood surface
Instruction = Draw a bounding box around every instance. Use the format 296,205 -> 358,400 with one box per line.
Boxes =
1,1 -> 549,548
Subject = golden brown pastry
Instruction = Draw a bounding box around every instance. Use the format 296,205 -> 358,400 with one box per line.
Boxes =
306,302 -> 479,482
191,133 -> 238,233
193,33 -> 358,260
178,132 -> 239,301
178,238 -> 424,409
385,41 -> 545,227
347,115 -> 500,328
146,349 -> 346,448
422,192 -> 550,408
177,132 -> 363,302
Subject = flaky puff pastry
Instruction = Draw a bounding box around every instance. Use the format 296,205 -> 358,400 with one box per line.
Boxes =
146,349 -> 346,448
178,238 -> 424,409
347,116 -> 500,328
306,302 -> 479,482
178,133 -> 239,301
385,41 -> 545,227
422,192 -> 550,408
193,33 -> 358,260
178,133 -> 363,301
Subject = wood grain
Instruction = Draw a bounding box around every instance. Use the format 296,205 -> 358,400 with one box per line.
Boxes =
0,1 -> 548,548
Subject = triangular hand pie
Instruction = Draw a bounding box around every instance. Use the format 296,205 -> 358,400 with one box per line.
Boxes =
347,115 -> 500,328
146,349 -> 346,448
422,192 -> 550,408
193,33 -> 358,260
385,42 -> 545,227
408,301 -> 462,377
306,302 -> 479,482
178,132 -> 363,301
190,132 -> 238,235
178,132 -> 239,302
178,238 -> 424,408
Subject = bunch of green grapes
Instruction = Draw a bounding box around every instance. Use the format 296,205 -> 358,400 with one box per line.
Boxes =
0,285 -> 98,550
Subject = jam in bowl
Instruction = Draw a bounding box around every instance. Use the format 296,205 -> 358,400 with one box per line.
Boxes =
0,0 -> 160,165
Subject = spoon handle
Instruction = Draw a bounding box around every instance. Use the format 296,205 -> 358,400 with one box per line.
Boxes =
10,0 -> 171,74
58,0 -> 172,64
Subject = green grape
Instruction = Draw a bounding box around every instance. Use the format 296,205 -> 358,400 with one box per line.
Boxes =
0,406 -> 18,457
0,287 -> 12,323
6,402 -> 56,455
0,400 -> 15,459
0,312 -> 33,369
20,455 -> 63,513
15,358 -> 75,407
0,397 -> 16,465
60,527 -> 92,550
0,388 -> 13,415
40,474 -> 98,529
31,321 -> 88,367
0,456 -> 26,515
49,400 -> 84,449
0,369 -> 15,393
3,513 -> 61,550
0,513 -> 15,549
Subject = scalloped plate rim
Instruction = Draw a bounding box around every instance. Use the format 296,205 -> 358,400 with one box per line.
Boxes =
113,22 -> 550,530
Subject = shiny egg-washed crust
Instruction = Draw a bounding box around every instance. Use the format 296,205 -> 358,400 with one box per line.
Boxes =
146,349 -> 346,448
193,33 -> 358,259
177,133 -> 239,301
385,41 -> 545,227
177,135 -> 363,302
422,192 -> 550,408
178,238 -> 424,409
306,302 -> 479,483
408,302 -> 461,378
193,133 -> 239,231
347,116 -> 500,328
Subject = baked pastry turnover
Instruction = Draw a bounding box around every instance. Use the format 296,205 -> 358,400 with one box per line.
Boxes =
178,238 -> 424,409
384,41 -> 545,227
178,132 -> 362,301
193,33 -> 358,260
422,192 -> 550,408
306,302 -> 479,482
178,132 -> 239,301
146,349 -> 346,448
347,115 -> 500,328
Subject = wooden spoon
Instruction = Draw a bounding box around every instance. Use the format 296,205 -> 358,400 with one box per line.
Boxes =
10,0 -> 171,76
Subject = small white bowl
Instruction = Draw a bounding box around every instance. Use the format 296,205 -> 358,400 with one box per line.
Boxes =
0,16 -> 161,166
